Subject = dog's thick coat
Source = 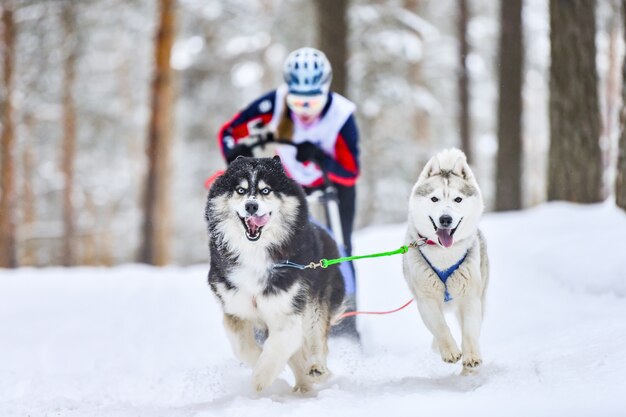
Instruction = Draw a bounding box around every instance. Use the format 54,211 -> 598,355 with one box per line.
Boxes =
402,148 -> 489,372
205,156 -> 345,392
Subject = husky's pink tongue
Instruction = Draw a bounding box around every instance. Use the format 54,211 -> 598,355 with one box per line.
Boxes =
436,228 -> 454,248
248,214 -> 269,227
246,214 -> 269,235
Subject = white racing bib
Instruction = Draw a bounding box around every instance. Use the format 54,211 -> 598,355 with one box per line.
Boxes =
267,85 -> 355,186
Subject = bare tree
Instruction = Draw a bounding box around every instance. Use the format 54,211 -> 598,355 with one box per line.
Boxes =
495,0 -> 523,211
404,0 -> 431,147
60,1 -> 78,266
140,0 -> 176,265
616,1 -> 626,210
315,0 -> 348,97
458,0 -> 472,163
548,0 -> 602,203
20,114 -> 37,266
0,2 -> 17,268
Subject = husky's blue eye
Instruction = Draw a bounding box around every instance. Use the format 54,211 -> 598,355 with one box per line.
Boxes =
261,188 -> 271,195
454,197 -> 463,203
431,196 -> 439,202
236,187 -> 246,195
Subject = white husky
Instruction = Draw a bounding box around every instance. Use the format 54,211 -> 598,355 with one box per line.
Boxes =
402,148 -> 489,372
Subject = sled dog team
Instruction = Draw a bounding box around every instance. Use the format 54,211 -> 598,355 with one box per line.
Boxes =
205,148 -> 489,393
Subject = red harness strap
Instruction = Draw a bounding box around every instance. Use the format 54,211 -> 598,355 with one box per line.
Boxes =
419,233 -> 438,246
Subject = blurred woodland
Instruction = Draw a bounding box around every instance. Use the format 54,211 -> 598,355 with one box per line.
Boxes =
0,0 -> 625,267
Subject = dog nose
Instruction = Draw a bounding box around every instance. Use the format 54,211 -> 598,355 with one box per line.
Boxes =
245,201 -> 258,215
439,214 -> 453,228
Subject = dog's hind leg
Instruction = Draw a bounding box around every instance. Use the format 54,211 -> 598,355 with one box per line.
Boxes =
458,298 -> 483,370
252,315 -> 303,392
417,297 -> 461,364
223,314 -> 262,366
303,305 -> 331,383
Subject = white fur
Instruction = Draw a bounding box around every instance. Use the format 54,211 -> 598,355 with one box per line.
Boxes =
403,148 -> 489,373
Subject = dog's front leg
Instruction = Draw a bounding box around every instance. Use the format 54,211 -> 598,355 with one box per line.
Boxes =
459,297 -> 482,370
223,314 -> 262,366
417,297 -> 461,364
252,316 -> 303,392
289,348 -> 312,393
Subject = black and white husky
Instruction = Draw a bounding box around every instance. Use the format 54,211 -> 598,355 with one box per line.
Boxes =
403,148 -> 489,373
205,156 -> 345,393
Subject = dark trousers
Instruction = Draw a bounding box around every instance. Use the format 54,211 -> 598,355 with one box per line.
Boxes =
335,184 -> 357,309
335,184 -> 356,256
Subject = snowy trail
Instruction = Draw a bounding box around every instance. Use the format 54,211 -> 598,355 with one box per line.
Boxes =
1,203 -> 625,416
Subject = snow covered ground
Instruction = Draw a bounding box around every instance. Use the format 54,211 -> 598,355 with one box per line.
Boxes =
1,202 -> 625,417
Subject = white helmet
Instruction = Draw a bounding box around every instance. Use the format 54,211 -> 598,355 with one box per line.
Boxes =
283,47 -> 332,96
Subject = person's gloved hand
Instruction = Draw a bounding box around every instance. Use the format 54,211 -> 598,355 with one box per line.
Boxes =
296,141 -> 325,163
263,131 -> 275,143
226,144 -> 253,163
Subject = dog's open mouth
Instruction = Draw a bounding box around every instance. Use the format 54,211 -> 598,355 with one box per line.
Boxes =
239,214 -> 270,241
430,217 -> 463,248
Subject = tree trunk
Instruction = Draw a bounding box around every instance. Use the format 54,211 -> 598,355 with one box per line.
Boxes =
548,0 -> 602,203
139,0 -> 175,265
495,0 -> 524,211
61,2 -> 78,266
0,3 -> 17,268
20,114 -> 37,266
603,7 -> 620,200
458,0 -> 473,163
616,1 -> 626,210
315,0 -> 348,97
405,0 -> 430,146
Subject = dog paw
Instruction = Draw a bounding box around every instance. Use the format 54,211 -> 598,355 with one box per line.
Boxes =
307,364 -> 329,382
308,365 -> 324,377
253,378 -> 268,393
462,355 -> 482,369
441,348 -> 462,364
293,383 -> 312,394
252,367 -> 275,392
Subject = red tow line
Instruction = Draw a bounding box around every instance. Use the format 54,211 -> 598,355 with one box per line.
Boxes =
340,298 -> 414,319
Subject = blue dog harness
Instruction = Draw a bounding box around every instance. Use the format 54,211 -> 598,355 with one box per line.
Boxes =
418,249 -> 468,302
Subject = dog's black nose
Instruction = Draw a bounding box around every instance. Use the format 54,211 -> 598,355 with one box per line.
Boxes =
439,214 -> 453,228
245,201 -> 258,215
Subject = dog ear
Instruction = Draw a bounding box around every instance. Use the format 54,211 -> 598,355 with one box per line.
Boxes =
452,155 -> 472,179
427,156 -> 441,177
270,155 -> 285,172
419,157 -> 440,181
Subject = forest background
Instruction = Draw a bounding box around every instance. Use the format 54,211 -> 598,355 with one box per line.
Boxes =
1,0 -> 625,267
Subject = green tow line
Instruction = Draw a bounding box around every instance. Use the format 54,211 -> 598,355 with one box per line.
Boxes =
274,240 -> 424,270
317,245 -> 410,268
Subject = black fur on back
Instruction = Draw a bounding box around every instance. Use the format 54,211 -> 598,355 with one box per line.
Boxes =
205,156 -> 345,316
